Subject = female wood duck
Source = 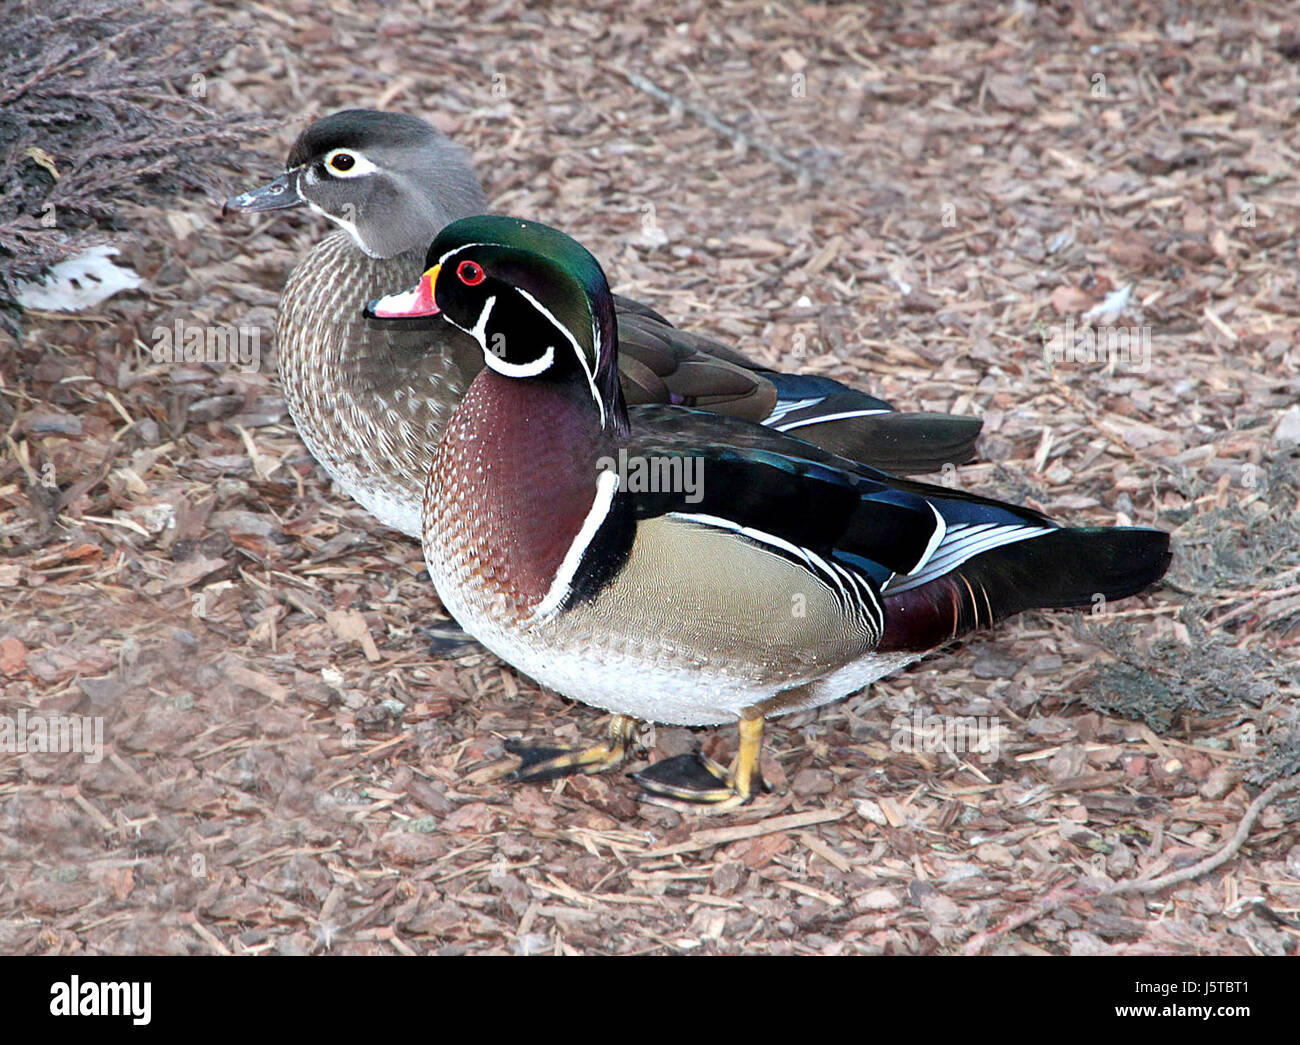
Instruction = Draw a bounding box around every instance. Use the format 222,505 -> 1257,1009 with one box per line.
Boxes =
365,217 -> 1173,807
223,109 -> 982,539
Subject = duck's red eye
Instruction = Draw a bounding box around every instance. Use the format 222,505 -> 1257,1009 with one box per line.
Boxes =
456,260 -> 485,286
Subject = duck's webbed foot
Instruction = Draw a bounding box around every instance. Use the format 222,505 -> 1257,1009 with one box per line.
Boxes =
418,621 -> 481,658
478,714 -> 641,784
631,716 -> 767,809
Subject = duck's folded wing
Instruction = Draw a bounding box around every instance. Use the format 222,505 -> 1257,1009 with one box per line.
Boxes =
611,300 -> 981,473
613,295 -> 765,369
614,308 -> 777,421
630,448 -> 947,576
621,446 -> 959,641
616,440 -> 1168,653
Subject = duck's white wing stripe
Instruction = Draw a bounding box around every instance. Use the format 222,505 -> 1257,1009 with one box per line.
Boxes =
912,504 -> 948,574
884,523 -> 1052,595
772,408 -> 891,432
762,396 -> 824,426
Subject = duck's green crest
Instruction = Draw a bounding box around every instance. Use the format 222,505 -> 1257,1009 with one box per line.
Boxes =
430,216 -> 609,297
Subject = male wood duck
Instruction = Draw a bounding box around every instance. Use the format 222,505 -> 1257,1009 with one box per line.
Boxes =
223,109 -> 982,539
365,217 -> 1173,807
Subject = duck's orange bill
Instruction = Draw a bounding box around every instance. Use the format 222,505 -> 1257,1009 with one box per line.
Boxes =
366,264 -> 442,319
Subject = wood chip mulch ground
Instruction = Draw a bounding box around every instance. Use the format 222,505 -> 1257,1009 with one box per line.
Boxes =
2,0 -> 1298,955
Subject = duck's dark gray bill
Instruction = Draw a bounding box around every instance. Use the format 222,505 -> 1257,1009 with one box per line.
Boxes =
222,172 -> 302,216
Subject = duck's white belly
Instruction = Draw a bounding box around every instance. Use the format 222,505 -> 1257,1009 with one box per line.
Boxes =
424,508 -> 922,726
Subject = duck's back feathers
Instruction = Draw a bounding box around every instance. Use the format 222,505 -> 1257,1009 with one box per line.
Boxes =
615,311 -> 778,422
613,315 -> 983,473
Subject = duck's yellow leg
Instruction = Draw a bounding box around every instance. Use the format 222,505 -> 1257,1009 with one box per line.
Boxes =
632,714 -> 767,808
477,714 -> 641,784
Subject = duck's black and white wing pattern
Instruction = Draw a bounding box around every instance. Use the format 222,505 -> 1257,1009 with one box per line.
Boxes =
585,444 -> 1169,656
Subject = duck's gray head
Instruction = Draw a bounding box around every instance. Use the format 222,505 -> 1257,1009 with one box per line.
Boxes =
223,110 -> 488,259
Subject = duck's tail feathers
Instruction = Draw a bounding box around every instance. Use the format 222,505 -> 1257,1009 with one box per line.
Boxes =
759,373 -> 981,473
877,526 -> 1171,652
783,408 -> 983,475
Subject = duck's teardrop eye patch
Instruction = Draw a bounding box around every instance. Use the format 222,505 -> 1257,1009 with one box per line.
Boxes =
457,260 -> 486,286
330,152 -> 356,172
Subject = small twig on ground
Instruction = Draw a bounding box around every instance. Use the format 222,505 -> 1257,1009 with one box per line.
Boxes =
613,68 -> 824,182
1110,774 -> 1299,895
964,773 -> 1300,954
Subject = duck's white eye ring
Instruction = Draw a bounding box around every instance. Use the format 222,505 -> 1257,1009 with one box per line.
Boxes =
324,149 -> 378,178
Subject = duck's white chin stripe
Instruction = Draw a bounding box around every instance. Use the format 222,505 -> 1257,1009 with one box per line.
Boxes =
483,343 -> 555,377
533,468 -> 620,618
302,197 -> 374,257
467,293 -> 557,377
